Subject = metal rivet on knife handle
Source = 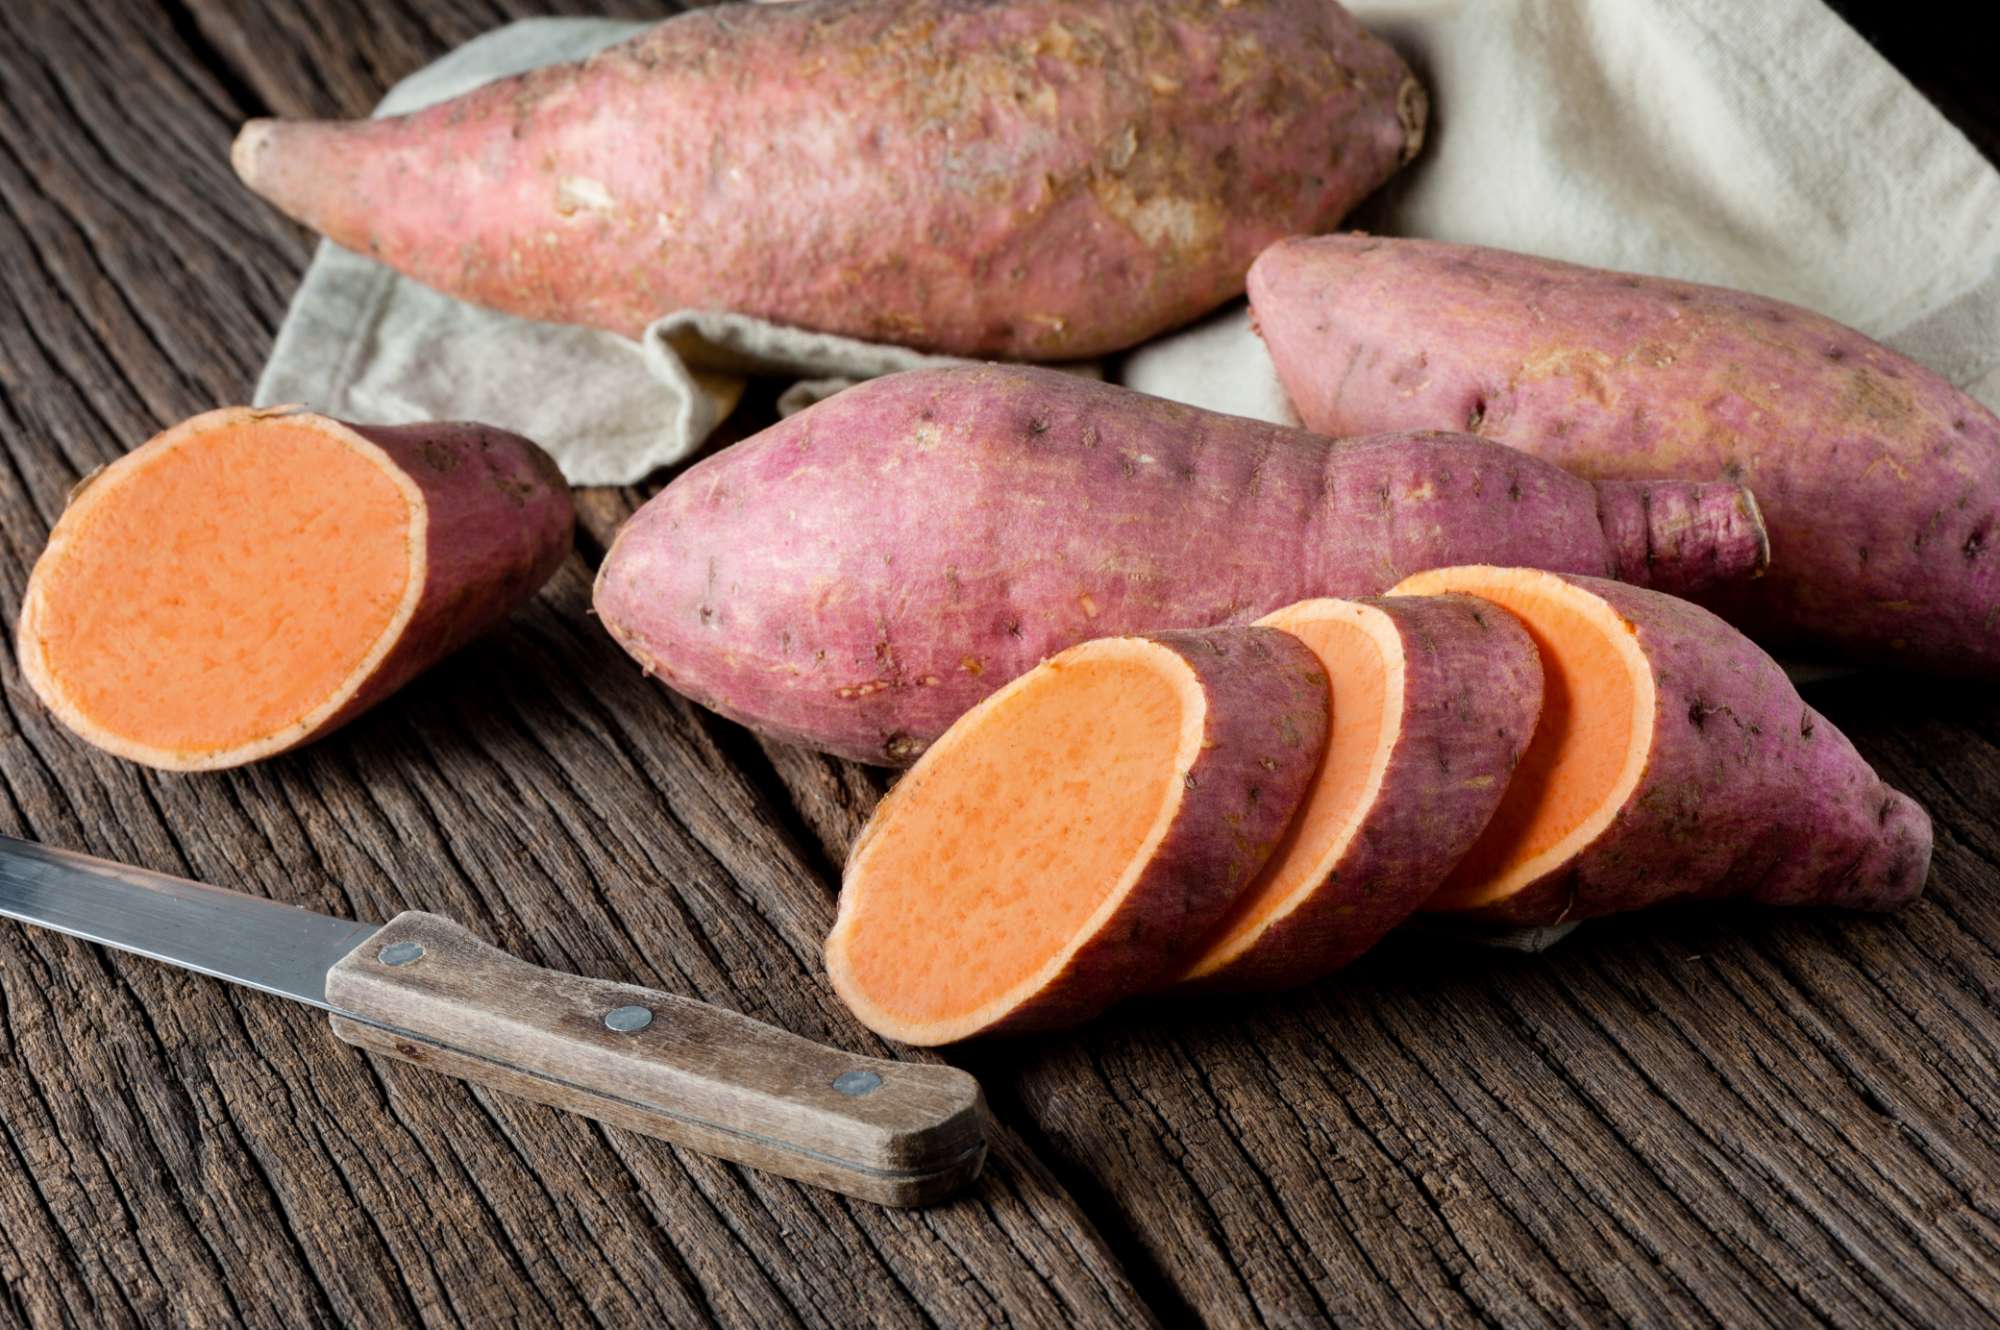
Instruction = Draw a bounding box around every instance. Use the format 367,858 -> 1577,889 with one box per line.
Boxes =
603,1004 -> 653,1033
832,1070 -> 883,1097
378,941 -> 424,966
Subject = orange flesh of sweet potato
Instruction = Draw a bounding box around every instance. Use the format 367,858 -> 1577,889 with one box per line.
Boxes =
835,646 -> 1196,1032
1407,573 -> 1651,911
827,628 -> 1327,1045
17,408 -> 574,772
28,420 -> 416,757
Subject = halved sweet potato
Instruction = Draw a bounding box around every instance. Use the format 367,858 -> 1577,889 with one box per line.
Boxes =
1177,595 -> 1541,989
16,407 -> 572,771
1390,567 -> 1932,925
825,628 -> 1327,1045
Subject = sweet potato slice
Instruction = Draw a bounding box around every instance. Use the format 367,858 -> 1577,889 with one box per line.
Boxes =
1176,596 -> 1542,989
1390,567 -> 1932,925
825,628 -> 1327,1045
17,407 -> 572,771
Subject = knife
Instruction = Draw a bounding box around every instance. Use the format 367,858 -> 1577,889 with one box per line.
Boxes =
0,833 -> 985,1206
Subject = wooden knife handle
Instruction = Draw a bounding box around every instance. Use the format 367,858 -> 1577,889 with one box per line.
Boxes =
325,912 -> 985,1206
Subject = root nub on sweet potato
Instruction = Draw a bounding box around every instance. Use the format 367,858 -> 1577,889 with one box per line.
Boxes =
16,407 -> 573,771
1389,566 -> 1932,925
826,628 -> 1327,1045
1176,595 -> 1542,990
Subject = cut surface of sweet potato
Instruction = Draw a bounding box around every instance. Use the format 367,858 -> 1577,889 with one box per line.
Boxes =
17,407 -> 573,772
24,418 -> 419,763
1392,568 -> 1656,911
827,629 -> 1326,1045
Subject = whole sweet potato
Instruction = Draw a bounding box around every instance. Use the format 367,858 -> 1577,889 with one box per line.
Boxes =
1250,235 -> 2000,673
232,0 -> 1425,360
594,366 -> 1768,763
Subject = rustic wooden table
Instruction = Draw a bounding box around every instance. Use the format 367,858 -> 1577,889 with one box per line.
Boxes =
3,2 -> 1997,1326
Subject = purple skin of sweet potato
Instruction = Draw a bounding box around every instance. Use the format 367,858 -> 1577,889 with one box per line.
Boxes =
230,0 -> 1424,360
1250,234 -> 2000,674
594,365 -> 1767,764
1394,569 -> 1933,927
828,626 -> 1329,1044
1181,594 -> 1544,991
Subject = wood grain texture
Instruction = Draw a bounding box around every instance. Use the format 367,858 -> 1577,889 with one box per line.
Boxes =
1,0 -> 1997,1326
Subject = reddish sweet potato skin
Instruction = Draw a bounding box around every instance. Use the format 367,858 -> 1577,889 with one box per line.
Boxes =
1396,571 -> 1933,927
322,418 -> 575,738
829,626 -> 1328,1042
1251,234 -> 2000,674
1191,595 -> 1542,991
231,0 -> 1423,360
594,365 -> 1766,764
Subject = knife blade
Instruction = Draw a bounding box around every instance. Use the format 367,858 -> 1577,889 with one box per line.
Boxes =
0,833 -> 985,1206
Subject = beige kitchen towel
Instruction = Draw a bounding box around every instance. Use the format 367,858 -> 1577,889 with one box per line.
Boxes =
1124,0 -> 2000,420
253,17 -> 985,487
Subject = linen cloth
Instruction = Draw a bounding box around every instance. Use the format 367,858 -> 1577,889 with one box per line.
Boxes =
1126,0 -> 2000,419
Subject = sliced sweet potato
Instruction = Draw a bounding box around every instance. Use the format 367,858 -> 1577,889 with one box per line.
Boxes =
16,407 -> 572,771
1176,595 -> 1541,990
1389,567 -> 1932,925
825,628 -> 1327,1045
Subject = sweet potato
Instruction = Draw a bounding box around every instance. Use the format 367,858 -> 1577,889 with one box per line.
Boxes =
825,628 -> 1326,1044
16,407 -> 573,771
1249,235 -> 2000,673
595,365 -> 1768,764
1389,566 -> 1932,927
230,0 -> 1424,360
1176,595 -> 1541,990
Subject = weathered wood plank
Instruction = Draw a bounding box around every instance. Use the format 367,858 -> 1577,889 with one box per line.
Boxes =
0,2 -> 1154,1327
7,0 -> 2000,1327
